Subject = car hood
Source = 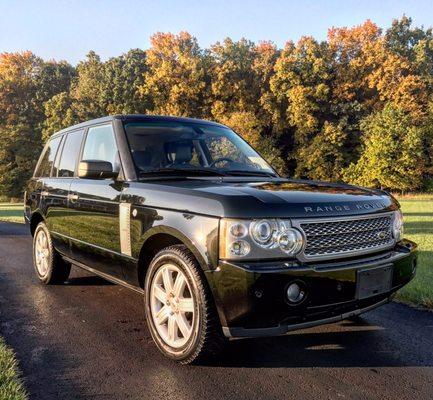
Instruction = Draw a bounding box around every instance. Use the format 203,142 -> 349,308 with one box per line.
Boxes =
124,177 -> 398,218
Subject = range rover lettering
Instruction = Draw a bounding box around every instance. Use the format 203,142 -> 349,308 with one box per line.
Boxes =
24,115 -> 418,364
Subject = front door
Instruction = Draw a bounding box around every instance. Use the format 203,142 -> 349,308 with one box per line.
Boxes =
68,123 -> 125,279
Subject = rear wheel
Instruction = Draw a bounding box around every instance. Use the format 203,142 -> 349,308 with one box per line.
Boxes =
144,245 -> 225,364
33,222 -> 71,284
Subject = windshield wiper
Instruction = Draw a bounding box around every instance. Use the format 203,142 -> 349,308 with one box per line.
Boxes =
138,167 -> 227,177
225,170 -> 278,178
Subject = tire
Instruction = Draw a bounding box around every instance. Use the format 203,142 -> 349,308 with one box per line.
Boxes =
33,222 -> 71,284
144,245 -> 226,364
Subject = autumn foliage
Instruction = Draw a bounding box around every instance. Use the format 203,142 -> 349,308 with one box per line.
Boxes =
1,17 -> 432,197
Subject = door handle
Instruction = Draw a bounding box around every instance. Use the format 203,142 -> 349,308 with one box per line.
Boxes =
68,194 -> 79,201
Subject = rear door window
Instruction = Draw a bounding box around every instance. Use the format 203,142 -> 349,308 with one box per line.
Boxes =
34,136 -> 62,177
57,130 -> 84,177
51,135 -> 65,177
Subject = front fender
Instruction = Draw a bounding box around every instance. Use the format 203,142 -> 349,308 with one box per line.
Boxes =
130,206 -> 220,271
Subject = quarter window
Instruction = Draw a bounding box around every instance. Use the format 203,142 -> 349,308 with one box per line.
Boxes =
34,136 -> 62,177
82,124 -> 118,169
57,130 -> 84,177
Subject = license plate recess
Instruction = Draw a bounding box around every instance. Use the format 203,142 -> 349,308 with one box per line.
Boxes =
356,265 -> 393,300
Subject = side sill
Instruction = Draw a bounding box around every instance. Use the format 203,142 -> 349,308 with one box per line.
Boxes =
62,256 -> 144,295
222,296 -> 391,338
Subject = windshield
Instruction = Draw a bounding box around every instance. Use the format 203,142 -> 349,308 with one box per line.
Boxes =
123,121 -> 277,177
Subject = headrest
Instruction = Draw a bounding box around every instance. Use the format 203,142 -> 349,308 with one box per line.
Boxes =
167,142 -> 193,164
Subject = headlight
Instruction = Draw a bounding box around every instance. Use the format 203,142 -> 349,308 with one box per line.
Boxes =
220,219 -> 305,260
250,219 -> 278,248
393,210 -> 404,242
278,228 -> 304,255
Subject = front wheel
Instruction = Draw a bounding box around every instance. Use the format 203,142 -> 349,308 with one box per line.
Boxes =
33,222 -> 71,284
144,245 -> 225,364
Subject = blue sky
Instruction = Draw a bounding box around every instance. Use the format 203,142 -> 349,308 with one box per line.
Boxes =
1,0 -> 432,64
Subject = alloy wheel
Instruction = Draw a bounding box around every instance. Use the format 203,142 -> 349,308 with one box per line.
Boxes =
34,229 -> 50,277
150,263 -> 195,348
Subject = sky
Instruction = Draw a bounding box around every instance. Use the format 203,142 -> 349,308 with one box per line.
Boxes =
1,0 -> 432,65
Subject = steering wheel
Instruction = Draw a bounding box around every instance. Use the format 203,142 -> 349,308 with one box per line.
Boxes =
209,157 -> 235,168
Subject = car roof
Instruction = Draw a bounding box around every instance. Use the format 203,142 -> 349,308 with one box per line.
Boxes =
52,114 -> 226,138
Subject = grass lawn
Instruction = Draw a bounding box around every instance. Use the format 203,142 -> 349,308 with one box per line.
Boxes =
395,196 -> 433,308
0,337 -> 27,400
0,203 -> 23,224
0,198 -> 432,308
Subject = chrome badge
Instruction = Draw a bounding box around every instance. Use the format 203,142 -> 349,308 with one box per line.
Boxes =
377,231 -> 387,240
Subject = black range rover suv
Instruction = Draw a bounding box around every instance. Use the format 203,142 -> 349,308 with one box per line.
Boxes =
25,115 -> 417,363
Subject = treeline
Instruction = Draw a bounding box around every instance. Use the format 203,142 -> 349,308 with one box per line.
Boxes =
1,16 -> 433,197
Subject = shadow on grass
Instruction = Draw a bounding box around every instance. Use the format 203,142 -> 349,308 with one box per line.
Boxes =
404,221 -> 433,235
0,209 -> 23,218
403,212 -> 433,217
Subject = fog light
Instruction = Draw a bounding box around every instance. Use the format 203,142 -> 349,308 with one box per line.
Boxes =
286,282 -> 306,304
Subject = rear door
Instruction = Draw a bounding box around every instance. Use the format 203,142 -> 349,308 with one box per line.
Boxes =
68,123 -> 125,279
29,135 -> 66,252
45,129 -> 85,256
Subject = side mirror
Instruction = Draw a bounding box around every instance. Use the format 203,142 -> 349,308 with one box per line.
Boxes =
78,160 -> 118,179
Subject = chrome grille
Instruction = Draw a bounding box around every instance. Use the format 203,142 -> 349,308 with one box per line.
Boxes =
297,214 -> 394,260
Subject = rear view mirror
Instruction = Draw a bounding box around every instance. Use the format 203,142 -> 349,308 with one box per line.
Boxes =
78,160 -> 118,179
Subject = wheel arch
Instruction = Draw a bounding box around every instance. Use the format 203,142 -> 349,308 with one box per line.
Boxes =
30,211 -> 45,237
137,227 -> 208,289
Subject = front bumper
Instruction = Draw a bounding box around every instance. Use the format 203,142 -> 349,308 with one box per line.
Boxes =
207,240 -> 417,338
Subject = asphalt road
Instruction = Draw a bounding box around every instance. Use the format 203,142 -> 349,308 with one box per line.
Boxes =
0,222 -> 432,400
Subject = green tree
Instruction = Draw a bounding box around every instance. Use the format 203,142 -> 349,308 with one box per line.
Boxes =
70,51 -> 106,120
101,49 -> 147,114
345,104 -> 425,191
43,49 -> 148,139
0,123 -> 40,198
271,37 -> 336,177
43,91 -> 78,140
298,121 -> 348,181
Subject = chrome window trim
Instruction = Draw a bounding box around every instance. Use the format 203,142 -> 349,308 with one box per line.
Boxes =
291,211 -> 396,262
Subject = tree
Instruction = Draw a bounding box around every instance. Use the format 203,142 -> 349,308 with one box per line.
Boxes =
2,19 -> 433,196
139,32 -> 210,117
210,38 -> 285,172
69,51 -> 106,120
327,20 -> 382,158
101,49 -> 147,114
271,37 -> 335,177
43,92 -> 78,140
385,15 -> 432,60
43,49 -> 148,140
298,121 -> 348,181
210,38 -> 258,119
0,52 -> 74,197
344,104 -> 425,191
0,123 -> 40,198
